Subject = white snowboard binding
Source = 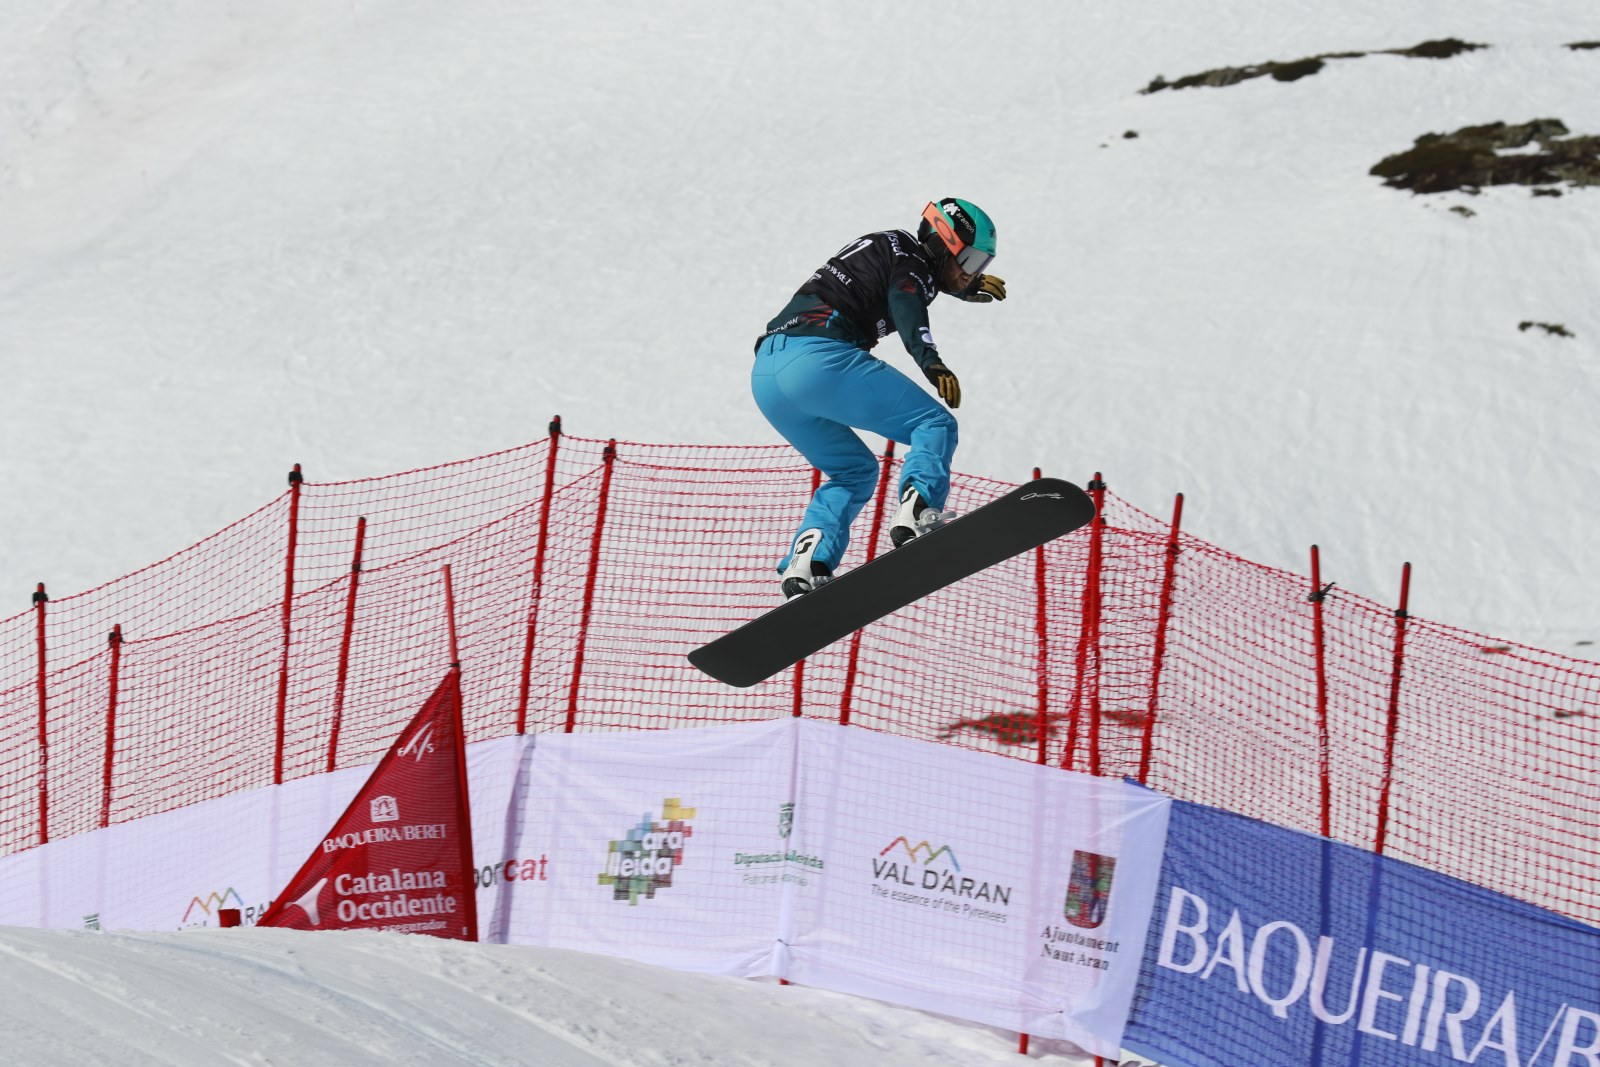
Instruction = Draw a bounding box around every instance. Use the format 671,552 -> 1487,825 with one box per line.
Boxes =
780,529 -> 835,600
888,486 -> 955,548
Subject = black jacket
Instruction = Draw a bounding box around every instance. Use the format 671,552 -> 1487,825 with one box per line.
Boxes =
759,229 -> 942,372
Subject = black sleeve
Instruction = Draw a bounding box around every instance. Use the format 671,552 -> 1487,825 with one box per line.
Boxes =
888,263 -> 941,372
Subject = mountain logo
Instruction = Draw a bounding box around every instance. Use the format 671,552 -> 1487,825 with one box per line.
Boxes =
879,836 -> 960,869
873,835 -> 1013,910
182,887 -> 246,926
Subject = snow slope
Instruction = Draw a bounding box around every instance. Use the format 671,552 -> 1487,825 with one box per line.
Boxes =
2,1 -> 1598,646
0,926 -> 1110,1066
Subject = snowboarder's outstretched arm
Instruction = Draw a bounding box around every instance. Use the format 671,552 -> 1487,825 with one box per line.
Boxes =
886,267 -> 962,408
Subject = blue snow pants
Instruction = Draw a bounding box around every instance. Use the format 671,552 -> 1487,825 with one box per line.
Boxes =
752,333 -> 957,573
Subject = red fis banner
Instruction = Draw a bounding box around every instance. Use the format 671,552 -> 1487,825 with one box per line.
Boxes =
259,670 -> 478,940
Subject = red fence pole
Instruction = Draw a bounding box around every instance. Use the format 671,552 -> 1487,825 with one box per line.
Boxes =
325,517 -> 367,773
1032,467 -> 1051,767
840,441 -> 897,727
515,416 -> 563,734
1065,474 -> 1107,773
1138,493 -> 1184,786
793,466 -> 823,719
443,563 -> 461,667
1075,476 -> 1112,1067
1088,477 -> 1108,777
1082,478 -> 1111,1067
274,464 -> 303,786
100,624 -> 124,829
33,582 -> 49,846
1021,466 -> 1053,1060
1374,562 -> 1412,855
565,440 -> 616,733
1310,545 -> 1333,839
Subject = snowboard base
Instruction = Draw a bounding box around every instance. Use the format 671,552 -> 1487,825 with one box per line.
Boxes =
688,477 -> 1096,688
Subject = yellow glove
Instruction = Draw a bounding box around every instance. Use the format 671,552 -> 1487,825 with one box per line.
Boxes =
964,274 -> 1006,303
923,362 -> 961,408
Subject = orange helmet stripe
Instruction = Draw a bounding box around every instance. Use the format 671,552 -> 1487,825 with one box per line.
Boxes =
922,201 -> 967,257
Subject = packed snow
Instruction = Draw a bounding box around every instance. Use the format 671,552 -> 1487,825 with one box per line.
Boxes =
0,926 -> 1116,1066
2,0 -> 1597,1063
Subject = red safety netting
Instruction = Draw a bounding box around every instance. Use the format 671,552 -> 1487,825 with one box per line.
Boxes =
2,428 -> 1597,926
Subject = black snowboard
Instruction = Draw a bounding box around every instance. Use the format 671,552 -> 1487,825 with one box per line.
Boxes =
688,477 -> 1096,688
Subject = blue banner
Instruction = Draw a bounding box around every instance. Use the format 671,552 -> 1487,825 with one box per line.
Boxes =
1124,799 -> 1600,1067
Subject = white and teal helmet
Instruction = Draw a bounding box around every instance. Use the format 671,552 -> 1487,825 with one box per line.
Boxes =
917,197 -> 997,282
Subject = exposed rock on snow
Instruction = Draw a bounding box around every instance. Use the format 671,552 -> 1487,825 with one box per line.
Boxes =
1370,118 -> 1600,194
1140,38 -> 1486,93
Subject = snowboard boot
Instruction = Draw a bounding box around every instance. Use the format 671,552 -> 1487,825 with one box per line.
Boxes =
888,485 -> 951,548
780,529 -> 835,599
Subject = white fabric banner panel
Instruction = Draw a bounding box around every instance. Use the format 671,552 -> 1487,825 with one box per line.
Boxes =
0,738 -> 526,933
0,719 -> 1169,1053
502,720 -> 796,976
0,762 -> 359,931
465,734 -> 543,943
783,720 -> 1170,1056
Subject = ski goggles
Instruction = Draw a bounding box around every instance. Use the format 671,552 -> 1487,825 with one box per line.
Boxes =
922,201 -> 995,277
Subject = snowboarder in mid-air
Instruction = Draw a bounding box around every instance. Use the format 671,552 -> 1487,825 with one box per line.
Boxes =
696,202 -> 1088,686
752,198 -> 1005,599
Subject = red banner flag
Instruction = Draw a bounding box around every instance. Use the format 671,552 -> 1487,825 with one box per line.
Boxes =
259,670 -> 478,940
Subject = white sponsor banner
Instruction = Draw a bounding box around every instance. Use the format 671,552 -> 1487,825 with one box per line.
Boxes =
0,720 -> 1168,1054
0,763 -> 350,931
0,737 -> 531,932
503,720 -> 797,975
782,721 -> 1170,1055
